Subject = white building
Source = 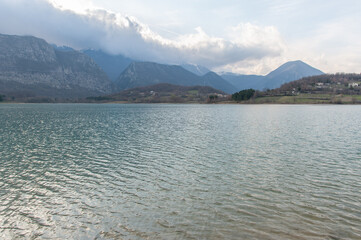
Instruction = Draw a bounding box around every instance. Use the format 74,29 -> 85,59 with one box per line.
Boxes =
348,82 -> 359,88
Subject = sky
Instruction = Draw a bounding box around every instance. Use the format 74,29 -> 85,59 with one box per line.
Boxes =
0,0 -> 360,75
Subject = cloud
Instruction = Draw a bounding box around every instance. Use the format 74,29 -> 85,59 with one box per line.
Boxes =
0,0 -> 285,70
284,15 -> 361,74
216,12 -> 361,75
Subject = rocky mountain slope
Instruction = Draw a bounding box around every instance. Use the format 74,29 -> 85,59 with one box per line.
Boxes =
0,34 -> 113,98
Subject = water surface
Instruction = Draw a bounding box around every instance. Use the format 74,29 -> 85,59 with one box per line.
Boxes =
0,104 -> 360,239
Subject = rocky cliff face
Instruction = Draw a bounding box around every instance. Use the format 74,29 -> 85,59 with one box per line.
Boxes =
0,34 -> 113,98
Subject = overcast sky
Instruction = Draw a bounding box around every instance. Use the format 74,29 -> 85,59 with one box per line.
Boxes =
0,0 -> 360,74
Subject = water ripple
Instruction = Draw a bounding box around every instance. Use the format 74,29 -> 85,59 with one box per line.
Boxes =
0,104 -> 361,239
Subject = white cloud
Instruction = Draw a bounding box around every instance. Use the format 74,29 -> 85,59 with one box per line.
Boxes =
0,0 -> 285,71
48,0 -> 95,14
215,11 -> 361,75
214,57 -> 287,76
284,15 -> 361,74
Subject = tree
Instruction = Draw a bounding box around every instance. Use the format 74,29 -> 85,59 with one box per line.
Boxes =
208,95 -> 218,103
232,89 -> 255,102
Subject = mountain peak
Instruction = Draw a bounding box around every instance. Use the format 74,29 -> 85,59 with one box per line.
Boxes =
267,60 -> 324,78
262,60 -> 324,89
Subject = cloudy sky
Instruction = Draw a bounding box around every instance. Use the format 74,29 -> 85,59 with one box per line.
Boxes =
0,0 -> 360,75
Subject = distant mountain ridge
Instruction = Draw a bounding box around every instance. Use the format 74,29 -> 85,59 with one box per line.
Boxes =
115,62 -> 237,94
221,60 -> 324,91
0,33 -> 113,98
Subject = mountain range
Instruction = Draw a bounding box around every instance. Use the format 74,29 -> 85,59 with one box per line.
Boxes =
0,33 -> 325,100
115,62 -> 237,93
81,47 -> 324,93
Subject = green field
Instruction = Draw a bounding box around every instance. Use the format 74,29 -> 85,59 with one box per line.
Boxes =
250,94 -> 361,104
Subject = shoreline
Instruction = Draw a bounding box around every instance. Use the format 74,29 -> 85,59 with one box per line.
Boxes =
2,101 -> 361,105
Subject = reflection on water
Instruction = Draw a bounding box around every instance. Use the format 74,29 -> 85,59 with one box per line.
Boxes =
0,104 -> 360,239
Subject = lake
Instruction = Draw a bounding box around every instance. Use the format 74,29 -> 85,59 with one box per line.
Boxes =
0,104 -> 360,239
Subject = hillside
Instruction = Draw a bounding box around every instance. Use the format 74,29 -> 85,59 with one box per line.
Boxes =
88,83 -> 229,103
252,73 -> 361,104
221,60 -> 324,91
276,73 -> 361,94
115,62 -> 237,94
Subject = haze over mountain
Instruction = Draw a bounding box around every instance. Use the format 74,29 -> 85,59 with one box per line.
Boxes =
222,60 -> 324,91
81,51 -> 211,81
82,50 -> 133,82
115,62 -> 237,94
0,34 -> 113,98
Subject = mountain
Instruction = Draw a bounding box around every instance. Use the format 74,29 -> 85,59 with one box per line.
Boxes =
82,49 -> 133,82
221,60 -> 324,91
115,62 -> 237,93
0,33 -> 113,98
0,33 -> 324,99
263,60 -> 324,89
91,83 -> 227,103
180,64 -> 210,76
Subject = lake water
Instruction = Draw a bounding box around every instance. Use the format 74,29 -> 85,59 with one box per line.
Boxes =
0,104 -> 360,239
